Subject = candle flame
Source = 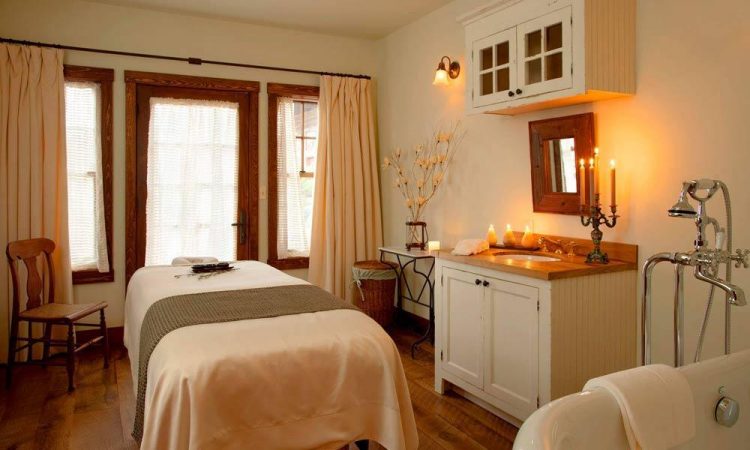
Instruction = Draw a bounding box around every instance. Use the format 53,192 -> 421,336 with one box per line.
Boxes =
579,158 -> 585,167
589,158 -> 594,167
610,159 -> 616,168
594,147 -> 600,155
506,224 -> 512,231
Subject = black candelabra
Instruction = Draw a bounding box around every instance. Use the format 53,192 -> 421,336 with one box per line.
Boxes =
580,193 -> 618,263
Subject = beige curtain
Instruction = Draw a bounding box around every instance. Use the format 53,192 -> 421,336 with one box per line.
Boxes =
0,44 -> 73,362
308,76 -> 382,302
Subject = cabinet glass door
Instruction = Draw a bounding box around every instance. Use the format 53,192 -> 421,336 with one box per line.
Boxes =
516,7 -> 572,98
472,28 -> 516,107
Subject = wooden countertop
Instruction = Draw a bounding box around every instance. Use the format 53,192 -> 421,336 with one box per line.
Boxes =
436,248 -> 637,280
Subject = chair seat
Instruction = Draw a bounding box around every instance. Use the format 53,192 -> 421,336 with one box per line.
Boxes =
19,302 -> 108,323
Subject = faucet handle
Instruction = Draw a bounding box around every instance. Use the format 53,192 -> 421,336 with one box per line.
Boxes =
733,249 -> 750,269
564,241 -> 579,257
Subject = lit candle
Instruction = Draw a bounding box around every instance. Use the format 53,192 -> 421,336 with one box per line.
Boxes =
579,158 -> 586,207
521,225 -> 535,248
502,224 -> 516,247
588,158 -> 595,206
428,240 -> 441,251
486,224 -> 498,246
593,147 -> 600,200
610,159 -> 616,206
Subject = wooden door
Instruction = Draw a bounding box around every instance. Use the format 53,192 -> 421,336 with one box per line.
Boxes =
516,7 -> 573,98
483,276 -> 539,419
126,78 -> 258,279
472,27 -> 517,108
441,267 -> 485,388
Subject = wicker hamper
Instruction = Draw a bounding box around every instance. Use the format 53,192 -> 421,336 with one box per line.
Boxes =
352,260 -> 397,327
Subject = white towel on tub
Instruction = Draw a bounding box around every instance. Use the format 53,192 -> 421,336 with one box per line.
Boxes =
583,364 -> 695,450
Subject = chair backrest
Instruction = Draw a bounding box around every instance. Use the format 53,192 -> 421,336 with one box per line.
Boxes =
6,238 -> 56,315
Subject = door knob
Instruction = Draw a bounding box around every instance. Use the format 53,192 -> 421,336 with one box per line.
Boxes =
508,91 -> 515,97
483,280 -> 490,287
515,88 -> 523,95
475,279 -> 482,285
231,210 -> 247,245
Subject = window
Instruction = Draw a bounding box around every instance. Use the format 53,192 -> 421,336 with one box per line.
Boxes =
267,83 -> 320,270
64,66 -> 114,284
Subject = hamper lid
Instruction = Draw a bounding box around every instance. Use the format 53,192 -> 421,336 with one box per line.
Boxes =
352,260 -> 397,282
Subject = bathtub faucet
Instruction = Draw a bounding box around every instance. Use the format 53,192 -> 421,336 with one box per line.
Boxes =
642,179 -> 749,367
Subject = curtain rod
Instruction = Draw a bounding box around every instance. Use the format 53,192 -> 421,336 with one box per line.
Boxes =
0,37 -> 372,80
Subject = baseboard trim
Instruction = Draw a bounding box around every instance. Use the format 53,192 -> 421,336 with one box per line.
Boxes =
77,326 -> 124,346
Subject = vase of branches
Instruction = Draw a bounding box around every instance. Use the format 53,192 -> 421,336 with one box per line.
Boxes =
383,123 -> 463,250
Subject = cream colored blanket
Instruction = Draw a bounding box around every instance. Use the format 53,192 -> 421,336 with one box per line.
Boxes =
124,261 -> 418,450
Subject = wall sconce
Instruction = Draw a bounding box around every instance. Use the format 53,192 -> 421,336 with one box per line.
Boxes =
433,56 -> 460,86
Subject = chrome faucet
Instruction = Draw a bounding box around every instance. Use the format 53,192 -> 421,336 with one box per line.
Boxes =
643,179 -> 749,367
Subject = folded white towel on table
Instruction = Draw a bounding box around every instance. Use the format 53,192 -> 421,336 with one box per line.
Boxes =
451,239 -> 490,256
171,256 -> 219,266
583,364 -> 695,450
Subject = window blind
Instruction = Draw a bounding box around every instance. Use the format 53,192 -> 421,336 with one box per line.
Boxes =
277,98 -> 312,258
65,81 -> 109,272
144,97 -> 239,266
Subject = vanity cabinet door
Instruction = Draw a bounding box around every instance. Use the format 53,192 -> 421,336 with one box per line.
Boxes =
483,277 -> 539,419
516,7 -> 573,99
441,268 -> 485,389
472,27 -> 517,108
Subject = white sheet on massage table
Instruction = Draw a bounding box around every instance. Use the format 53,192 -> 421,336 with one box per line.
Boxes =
124,260 -> 418,450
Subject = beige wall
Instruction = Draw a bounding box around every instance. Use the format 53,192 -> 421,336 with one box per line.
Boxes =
376,0 -> 750,364
0,0 -> 378,332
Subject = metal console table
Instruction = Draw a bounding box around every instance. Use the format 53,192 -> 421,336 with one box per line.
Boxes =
378,246 -> 435,358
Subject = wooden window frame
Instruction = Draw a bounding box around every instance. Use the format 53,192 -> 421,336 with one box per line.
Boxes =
267,83 -> 319,270
124,71 -> 260,284
64,65 -> 115,285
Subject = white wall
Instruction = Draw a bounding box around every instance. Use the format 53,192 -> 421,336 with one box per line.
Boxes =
377,0 -> 750,364
0,0 -> 378,333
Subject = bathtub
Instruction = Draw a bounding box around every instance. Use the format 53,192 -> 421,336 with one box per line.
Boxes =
514,348 -> 750,449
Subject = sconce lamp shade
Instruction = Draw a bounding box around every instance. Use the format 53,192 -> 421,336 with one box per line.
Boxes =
433,67 -> 449,86
433,56 -> 460,86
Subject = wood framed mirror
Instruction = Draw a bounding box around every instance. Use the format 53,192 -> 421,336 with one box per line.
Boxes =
529,113 -> 594,215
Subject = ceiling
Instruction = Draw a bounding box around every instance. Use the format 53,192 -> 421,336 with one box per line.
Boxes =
90,0 -> 452,39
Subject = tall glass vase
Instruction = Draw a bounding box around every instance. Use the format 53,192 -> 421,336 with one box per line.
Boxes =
405,220 -> 427,250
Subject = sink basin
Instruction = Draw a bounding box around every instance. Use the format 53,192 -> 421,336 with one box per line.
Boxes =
493,253 -> 561,262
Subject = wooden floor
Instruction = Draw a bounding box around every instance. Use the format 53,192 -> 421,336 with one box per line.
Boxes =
0,327 -> 517,449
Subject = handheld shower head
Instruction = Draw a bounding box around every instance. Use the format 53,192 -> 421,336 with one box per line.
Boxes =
669,182 -> 697,217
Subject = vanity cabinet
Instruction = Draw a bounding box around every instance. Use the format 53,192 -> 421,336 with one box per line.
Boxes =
435,255 -> 637,423
461,0 -> 635,115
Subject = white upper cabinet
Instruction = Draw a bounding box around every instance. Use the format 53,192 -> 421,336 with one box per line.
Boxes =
461,0 -> 635,115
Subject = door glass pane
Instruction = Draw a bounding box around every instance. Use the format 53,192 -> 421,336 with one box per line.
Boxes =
526,58 -> 542,85
480,72 -> 493,96
496,68 -> 510,92
545,52 -> 563,80
145,97 -> 240,265
525,30 -> 542,57
496,42 -> 509,66
545,23 -> 563,51
480,47 -> 493,71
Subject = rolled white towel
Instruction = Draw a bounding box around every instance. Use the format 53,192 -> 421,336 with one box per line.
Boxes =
583,364 -> 695,450
171,256 -> 219,266
451,239 -> 490,256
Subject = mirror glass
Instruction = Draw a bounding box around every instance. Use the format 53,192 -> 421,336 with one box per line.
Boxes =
543,137 -> 577,193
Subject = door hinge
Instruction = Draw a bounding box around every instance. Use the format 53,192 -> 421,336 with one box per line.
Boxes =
537,300 -> 540,311
537,396 -> 540,408
440,350 -> 444,361
441,274 -> 444,286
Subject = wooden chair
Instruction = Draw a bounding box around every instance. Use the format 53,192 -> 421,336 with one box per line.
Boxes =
6,238 -> 109,392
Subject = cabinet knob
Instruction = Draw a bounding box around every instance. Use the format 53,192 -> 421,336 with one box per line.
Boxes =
508,91 -> 515,97
483,280 -> 490,287
515,88 -> 523,95
475,279 -> 482,285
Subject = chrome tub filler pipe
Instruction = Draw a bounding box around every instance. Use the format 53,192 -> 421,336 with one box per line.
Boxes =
642,179 -> 750,366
